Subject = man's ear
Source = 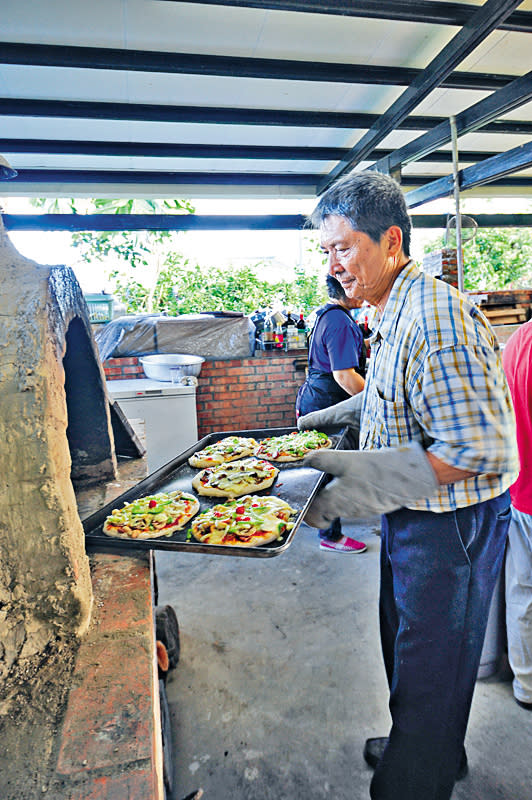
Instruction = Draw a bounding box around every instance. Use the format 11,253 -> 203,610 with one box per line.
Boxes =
386,225 -> 404,256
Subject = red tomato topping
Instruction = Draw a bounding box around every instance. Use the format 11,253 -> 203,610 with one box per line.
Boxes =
236,505 -> 245,513
149,499 -> 157,508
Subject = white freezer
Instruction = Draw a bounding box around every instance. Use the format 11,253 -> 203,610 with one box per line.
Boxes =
107,378 -> 198,473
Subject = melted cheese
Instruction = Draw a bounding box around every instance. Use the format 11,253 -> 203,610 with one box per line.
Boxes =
256,430 -> 331,460
190,436 -> 259,466
191,494 -> 296,546
202,458 -> 277,489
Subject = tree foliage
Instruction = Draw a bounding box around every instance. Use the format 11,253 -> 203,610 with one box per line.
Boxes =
110,255 -> 327,315
31,196 -> 328,315
424,227 -> 532,290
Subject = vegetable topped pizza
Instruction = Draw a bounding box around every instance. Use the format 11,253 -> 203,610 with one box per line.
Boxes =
189,494 -> 297,547
191,457 -> 279,497
188,435 -> 259,468
254,429 -> 332,462
103,490 -> 200,539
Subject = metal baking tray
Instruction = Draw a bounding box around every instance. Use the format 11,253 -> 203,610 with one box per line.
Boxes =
83,426 -> 344,558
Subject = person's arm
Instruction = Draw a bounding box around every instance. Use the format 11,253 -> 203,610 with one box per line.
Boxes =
332,367 -> 365,396
416,344 -> 518,479
425,451 -> 476,485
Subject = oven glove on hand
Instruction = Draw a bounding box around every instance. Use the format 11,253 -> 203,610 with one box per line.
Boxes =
297,391 -> 364,435
303,442 -> 439,528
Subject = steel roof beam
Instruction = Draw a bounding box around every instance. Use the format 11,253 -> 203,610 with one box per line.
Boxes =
162,1 -> 532,33
2,99 -> 531,136
318,0 -> 523,193
3,212 -> 532,232
372,70 -> 532,174
405,140 -> 532,207
0,42 -> 515,92
0,137 -> 501,164
7,169 -> 319,186
7,168 -> 531,191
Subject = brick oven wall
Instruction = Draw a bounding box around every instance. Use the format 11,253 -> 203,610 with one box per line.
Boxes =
104,350 -> 307,435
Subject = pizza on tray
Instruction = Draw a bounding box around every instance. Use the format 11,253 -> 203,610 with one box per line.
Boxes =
191,457 -> 279,497
188,435 -> 259,468
103,490 -> 200,539
189,494 -> 297,547
254,430 -> 333,462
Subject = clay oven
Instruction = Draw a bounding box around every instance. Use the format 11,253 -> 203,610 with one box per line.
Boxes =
0,214 -> 117,690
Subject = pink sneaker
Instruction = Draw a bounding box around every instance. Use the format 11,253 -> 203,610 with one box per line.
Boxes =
319,536 -> 367,554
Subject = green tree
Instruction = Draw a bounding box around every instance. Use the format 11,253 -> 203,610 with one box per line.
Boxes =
424,227 -> 532,290
30,197 -> 328,314
31,196 -> 195,312
113,255 -> 327,316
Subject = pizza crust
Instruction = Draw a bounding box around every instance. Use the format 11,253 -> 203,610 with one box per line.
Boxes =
103,492 -> 200,539
190,495 -> 296,547
196,527 -> 280,547
192,468 -> 277,497
188,436 -> 259,468
103,519 -> 190,540
254,431 -> 333,462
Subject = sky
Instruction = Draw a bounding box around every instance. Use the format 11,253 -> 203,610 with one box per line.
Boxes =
3,193 -> 531,296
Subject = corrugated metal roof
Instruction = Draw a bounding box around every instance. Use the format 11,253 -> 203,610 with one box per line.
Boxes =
0,0 -> 531,204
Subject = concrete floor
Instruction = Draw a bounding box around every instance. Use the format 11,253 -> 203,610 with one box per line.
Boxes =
155,517 -> 532,800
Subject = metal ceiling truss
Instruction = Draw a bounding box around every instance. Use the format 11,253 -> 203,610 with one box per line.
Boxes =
405,140 -> 532,208
161,0 -> 532,33
0,138 -> 503,165
372,70 -> 532,175
318,0 -> 524,192
0,42 -> 516,92
2,1 -> 530,203
2,98 -> 531,136
3,212 -> 532,233
8,169 -> 532,191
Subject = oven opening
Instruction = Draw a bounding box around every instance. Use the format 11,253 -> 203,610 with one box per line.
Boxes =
63,315 -> 116,489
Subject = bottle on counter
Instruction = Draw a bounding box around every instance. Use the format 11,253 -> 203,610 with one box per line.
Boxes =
274,321 -> 284,349
251,309 -> 265,348
263,315 -> 275,350
283,311 -> 298,350
296,310 -> 307,348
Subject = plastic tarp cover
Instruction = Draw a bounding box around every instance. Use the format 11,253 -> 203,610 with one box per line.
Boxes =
95,313 -> 256,362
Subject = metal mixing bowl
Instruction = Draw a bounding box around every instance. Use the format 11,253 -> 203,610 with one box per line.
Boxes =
140,353 -> 205,381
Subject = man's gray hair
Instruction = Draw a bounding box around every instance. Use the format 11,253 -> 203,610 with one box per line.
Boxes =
309,172 -> 412,257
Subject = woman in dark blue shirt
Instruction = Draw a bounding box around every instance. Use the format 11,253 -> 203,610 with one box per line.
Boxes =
296,275 -> 367,553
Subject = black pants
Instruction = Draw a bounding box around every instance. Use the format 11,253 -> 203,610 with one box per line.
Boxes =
371,493 -> 511,800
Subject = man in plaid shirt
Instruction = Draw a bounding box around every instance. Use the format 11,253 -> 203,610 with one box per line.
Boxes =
299,172 -> 518,800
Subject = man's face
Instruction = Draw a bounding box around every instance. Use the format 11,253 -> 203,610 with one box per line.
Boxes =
320,214 -> 396,307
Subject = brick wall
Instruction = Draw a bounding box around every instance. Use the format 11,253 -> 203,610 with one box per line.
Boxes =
103,350 -> 308,436
52,552 -> 164,799
104,356 -> 145,380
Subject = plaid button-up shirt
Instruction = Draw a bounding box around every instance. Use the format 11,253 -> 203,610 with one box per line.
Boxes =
359,262 -> 519,512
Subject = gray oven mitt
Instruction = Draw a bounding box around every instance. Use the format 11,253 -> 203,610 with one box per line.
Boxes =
297,391 -> 364,435
303,442 -> 439,527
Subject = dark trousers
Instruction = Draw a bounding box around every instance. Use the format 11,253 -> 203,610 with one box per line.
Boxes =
371,492 -> 511,800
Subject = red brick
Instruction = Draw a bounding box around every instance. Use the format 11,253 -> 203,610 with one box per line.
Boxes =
89,554 -> 153,633
57,636 -> 155,774
67,769 -> 158,800
117,357 -> 139,366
